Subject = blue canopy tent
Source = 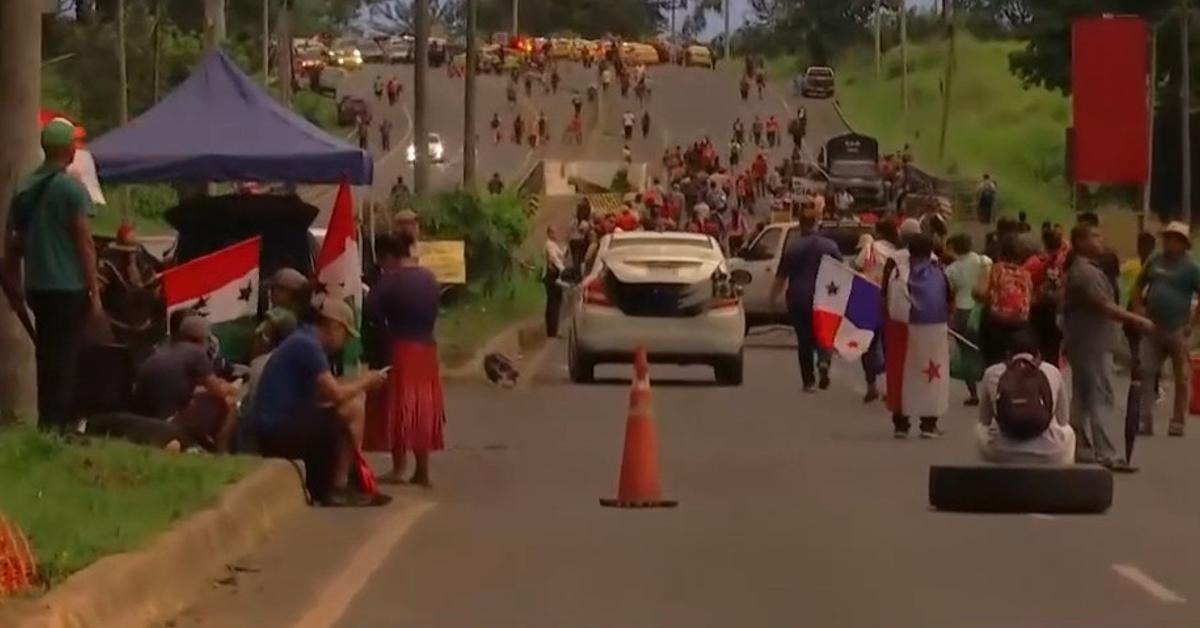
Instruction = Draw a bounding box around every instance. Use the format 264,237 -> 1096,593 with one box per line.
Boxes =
90,50 -> 372,185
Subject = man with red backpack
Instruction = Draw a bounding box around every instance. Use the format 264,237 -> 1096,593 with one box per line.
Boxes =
974,234 -> 1033,367
976,331 -> 1075,465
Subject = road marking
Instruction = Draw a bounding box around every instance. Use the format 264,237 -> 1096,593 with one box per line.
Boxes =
1112,564 -> 1187,604
290,501 -> 436,628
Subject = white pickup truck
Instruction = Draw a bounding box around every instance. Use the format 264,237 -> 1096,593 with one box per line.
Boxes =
728,219 -> 871,330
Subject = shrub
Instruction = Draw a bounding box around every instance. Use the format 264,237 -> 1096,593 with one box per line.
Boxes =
419,190 -> 529,291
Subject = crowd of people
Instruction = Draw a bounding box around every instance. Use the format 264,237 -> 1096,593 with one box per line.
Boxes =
770,204 -> 1199,472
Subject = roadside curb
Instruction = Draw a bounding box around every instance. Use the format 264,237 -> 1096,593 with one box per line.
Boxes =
11,460 -> 306,628
443,315 -> 549,384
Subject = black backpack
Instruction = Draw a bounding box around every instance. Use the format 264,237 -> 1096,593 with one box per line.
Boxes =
995,357 -> 1054,441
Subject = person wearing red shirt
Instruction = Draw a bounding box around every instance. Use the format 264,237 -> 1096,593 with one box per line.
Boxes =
614,204 -> 641,232
751,155 -> 769,196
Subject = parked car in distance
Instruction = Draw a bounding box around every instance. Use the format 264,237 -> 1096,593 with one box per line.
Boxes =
685,45 -> 713,68
799,66 -> 835,98
568,231 -> 746,385
337,95 -> 369,127
407,133 -> 446,164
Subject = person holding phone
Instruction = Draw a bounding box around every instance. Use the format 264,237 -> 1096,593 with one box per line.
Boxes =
364,232 -> 446,488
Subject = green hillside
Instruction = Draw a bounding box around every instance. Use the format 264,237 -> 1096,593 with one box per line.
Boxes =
834,35 -> 1073,224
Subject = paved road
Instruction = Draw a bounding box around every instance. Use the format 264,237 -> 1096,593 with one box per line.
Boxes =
172,329 -> 1200,627
163,63 -> 1200,628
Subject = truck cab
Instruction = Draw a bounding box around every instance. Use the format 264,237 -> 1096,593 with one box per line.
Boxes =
820,133 -> 886,209
728,219 -> 871,330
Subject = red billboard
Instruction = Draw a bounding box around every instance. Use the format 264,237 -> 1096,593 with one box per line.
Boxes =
1071,16 -> 1149,183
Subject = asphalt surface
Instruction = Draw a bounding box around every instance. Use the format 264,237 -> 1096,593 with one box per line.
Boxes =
169,61 -> 1200,628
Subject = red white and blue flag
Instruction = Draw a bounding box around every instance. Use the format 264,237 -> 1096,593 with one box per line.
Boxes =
884,250 -> 950,418
812,256 -> 881,360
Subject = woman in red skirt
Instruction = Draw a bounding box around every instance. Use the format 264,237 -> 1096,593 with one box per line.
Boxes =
364,232 -> 445,487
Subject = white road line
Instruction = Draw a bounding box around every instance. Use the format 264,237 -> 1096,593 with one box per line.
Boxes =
290,501 -> 436,628
1112,564 -> 1187,604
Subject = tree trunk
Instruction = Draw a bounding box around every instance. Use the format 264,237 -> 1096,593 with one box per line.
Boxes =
0,0 -> 43,420
204,0 -> 226,50
277,0 -> 292,106
152,0 -> 162,101
413,0 -> 430,195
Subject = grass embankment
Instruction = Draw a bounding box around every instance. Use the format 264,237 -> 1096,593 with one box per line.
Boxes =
438,272 -> 543,367
831,36 -> 1073,224
0,426 -> 255,585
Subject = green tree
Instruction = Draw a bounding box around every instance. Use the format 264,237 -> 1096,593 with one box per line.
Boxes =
474,0 -> 664,38
1007,0 -> 1174,94
747,0 -> 874,64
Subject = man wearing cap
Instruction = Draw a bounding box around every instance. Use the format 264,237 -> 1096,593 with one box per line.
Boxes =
251,299 -> 390,507
3,118 -> 100,431
252,267 -> 309,358
1130,222 -> 1200,437
132,315 -> 240,452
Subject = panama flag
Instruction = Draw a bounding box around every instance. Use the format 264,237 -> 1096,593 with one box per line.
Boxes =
163,237 -> 261,323
315,180 -> 362,313
884,250 -> 950,419
812,256 -> 881,360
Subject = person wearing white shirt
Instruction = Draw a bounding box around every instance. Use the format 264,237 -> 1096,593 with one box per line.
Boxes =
977,331 -> 1076,466
543,226 -> 568,338
835,188 -> 854,213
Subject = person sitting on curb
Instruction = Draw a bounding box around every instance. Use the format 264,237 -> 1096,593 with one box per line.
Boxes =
251,298 -> 390,507
131,314 -> 240,452
977,330 -> 1075,466
252,267 -> 310,359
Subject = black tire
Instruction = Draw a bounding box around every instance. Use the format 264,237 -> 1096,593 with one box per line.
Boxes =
568,340 -> 595,384
714,353 -> 744,386
929,465 -> 1113,514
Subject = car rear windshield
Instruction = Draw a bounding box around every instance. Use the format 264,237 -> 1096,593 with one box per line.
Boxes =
607,238 -> 713,251
830,161 -> 879,178
808,68 -> 834,77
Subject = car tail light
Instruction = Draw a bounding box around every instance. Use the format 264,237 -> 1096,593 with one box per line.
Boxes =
710,296 -> 740,310
583,279 -> 612,307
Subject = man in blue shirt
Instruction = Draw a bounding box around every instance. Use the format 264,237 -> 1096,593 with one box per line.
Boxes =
770,214 -> 843,392
252,299 -> 389,507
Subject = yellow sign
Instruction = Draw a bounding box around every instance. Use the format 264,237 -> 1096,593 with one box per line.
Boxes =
417,240 -> 467,284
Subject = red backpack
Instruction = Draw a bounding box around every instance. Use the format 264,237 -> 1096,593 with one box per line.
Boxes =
988,262 -> 1032,323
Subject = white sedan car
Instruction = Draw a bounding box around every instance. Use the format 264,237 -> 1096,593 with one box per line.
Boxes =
567,231 -> 746,385
407,132 -> 445,164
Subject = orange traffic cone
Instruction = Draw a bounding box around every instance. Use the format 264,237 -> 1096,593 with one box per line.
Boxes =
600,346 -> 678,509
0,513 -> 37,596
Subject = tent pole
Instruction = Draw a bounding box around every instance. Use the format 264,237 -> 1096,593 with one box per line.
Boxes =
413,0 -> 430,195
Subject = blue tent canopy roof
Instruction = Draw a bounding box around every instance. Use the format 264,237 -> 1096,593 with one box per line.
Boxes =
90,50 -> 372,185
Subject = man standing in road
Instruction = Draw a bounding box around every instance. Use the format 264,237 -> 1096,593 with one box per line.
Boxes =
770,214 -> 842,392
622,111 -> 636,142
1130,222 -> 1200,438
1063,223 -> 1153,471
3,119 -> 101,431
976,174 -> 997,224
379,118 -> 392,152
487,173 -> 504,195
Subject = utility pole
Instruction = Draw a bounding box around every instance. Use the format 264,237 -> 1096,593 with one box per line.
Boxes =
512,0 -> 519,36
723,0 -> 731,60
117,0 -> 128,124
937,0 -> 955,161
463,0 -> 478,188
1144,25 -> 1159,223
900,0 -> 909,115
152,0 -> 162,101
413,0 -> 430,194
0,0 -> 42,418
1183,0 -> 1192,225
875,0 -> 882,80
262,0 -> 270,85
204,0 -> 226,49
277,0 -> 292,106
